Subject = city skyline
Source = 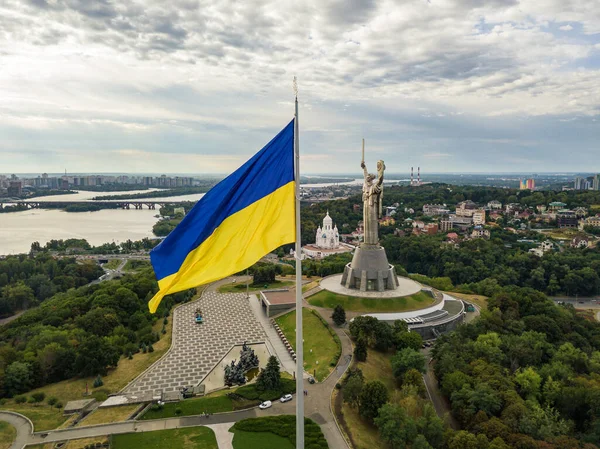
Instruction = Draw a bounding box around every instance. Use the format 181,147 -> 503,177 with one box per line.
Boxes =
1,0 -> 599,174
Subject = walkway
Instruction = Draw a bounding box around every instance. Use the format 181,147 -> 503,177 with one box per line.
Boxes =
123,291 -> 266,395
0,411 -> 33,449
248,294 -> 297,375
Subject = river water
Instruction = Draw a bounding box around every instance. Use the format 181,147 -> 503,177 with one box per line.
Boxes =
0,189 -> 206,255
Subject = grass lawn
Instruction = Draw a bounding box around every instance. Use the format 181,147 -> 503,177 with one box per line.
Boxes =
275,308 -> 341,381
308,290 -> 434,313
218,280 -> 293,294
1,304 -> 174,430
541,228 -> 582,240
231,430 -> 294,449
302,279 -> 322,293
77,404 -> 140,427
447,292 -> 488,311
230,416 -> 327,449
140,394 -> 234,420
0,404 -> 66,432
123,260 -> 151,271
0,420 -> 16,449
103,259 -> 121,270
112,426 -> 217,449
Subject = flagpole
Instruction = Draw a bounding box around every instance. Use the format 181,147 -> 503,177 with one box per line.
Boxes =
293,77 -> 304,449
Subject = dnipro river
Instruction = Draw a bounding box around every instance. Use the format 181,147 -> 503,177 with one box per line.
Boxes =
0,190 -> 206,255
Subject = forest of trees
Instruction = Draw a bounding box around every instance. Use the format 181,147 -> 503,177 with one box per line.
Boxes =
381,234 -> 600,297
0,253 -> 104,317
343,286 -> 600,448
433,286 -> 600,447
0,266 -> 194,397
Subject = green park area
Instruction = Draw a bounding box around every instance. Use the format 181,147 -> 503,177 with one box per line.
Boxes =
339,350 -> 396,449
217,280 -> 293,294
140,378 -> 296,420
0,311 -> 174,431
123,259 -> 151,271
0,421 -> 16,449
102,259 -> 121,270
307,290 -> 434,313
112,426 -> 218,449
275,308 -> 341,381
230,416 -> 328,449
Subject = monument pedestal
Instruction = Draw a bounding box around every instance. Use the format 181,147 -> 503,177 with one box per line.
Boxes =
340,244 -> 399,292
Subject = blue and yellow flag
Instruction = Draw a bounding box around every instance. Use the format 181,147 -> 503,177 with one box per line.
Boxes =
148,120 -> 296,313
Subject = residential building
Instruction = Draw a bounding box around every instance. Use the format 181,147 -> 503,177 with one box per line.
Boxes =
379,216 -> 396,226
557,210 -> 578,228
470,226 -> 490,239
520,178 -> 535,190
455,200 -> 478,217
548,201 -> 567,212
579,216 -> 600,230
440,217 -> 453,232
7,180 -> 22,196
449,215 -> 473,231
423,223 -> 439,235
574,207 -> 587,218
487,200 -> 502,210
423,204 -> 450,216
571,235 -> 590,249
472,210 -> 486,226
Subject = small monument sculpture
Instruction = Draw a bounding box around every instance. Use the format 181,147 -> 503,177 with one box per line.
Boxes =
223,341 -> 260,386
340,139 -> 399,291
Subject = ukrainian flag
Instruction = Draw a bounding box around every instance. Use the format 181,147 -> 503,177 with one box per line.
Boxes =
148,119 -> 296,313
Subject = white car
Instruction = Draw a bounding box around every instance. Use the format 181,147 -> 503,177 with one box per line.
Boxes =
280,394 -> 293,403
258,400 -> 272,410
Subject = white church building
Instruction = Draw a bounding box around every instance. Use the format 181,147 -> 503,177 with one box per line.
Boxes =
300,211 -> 354,260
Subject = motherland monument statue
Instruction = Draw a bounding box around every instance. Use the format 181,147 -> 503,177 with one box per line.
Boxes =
340,140 -> 399,292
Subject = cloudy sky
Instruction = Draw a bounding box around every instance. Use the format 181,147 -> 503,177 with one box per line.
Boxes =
1,0 -> 599,174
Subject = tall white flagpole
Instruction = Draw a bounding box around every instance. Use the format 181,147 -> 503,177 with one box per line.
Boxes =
293,77 -> 304,449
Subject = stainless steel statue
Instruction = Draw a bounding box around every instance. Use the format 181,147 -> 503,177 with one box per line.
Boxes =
340,140 -> 398,291
361,159 -> 385,245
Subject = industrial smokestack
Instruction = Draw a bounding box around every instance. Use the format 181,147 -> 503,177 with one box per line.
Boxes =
411,167 -> 414,185
418,167 -> 421,185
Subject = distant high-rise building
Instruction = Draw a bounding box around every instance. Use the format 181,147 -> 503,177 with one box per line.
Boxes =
520,178 -> 535,190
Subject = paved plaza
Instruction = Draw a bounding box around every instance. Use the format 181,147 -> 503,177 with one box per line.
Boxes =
123,291 -> 266,396
320,273 -> 422,298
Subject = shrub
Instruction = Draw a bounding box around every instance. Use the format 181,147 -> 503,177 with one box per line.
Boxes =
93,375 -> 104,388
31,392 -> 45,403
55,402 -> 63,409
14,396 -> 27,404
148,344 -> 154,353
175,407 -> 182,415
47,396 -> 58,406
163,318 -> 168,325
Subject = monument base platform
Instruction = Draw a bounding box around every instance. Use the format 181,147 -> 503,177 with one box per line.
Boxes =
341,244 -> 399,292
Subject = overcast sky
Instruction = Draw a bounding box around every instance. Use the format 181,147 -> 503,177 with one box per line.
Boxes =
1,0 -> 599,175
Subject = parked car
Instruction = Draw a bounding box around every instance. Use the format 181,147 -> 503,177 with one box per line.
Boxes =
259,400 -> 272,410
308,376 -> 316,384
280,394 -> 293,403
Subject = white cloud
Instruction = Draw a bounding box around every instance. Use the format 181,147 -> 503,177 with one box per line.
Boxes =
0,0 -> 599,173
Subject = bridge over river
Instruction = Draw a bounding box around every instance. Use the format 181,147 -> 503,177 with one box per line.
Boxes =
0,200 -> 187,210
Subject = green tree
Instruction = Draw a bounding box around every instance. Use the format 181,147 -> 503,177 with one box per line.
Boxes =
448,430 -> 480,449
256,355 -> 281,391
31,392 -> 45,403
395,331 -> 423,351
359,380 -> 389,422
343,374 -> 363,408
354,336 -> 367,362
4,362 -> 33,397
391,348 -> 425,382
332,305 -> 346,326
514,367 -> 541,400
374,403 -> 418,448
412,435 -> 434,449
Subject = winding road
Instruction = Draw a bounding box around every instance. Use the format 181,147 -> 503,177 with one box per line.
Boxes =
2,280 -> 353,449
